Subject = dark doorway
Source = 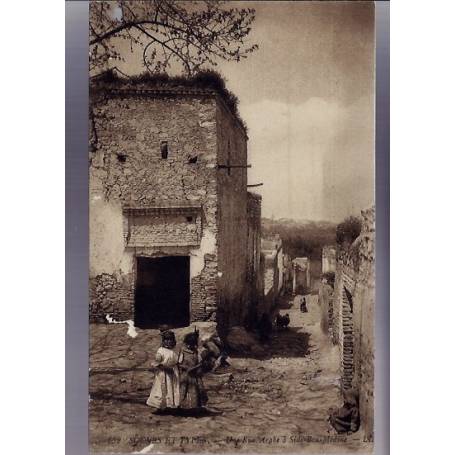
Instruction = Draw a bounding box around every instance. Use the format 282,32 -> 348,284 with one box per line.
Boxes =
135,256 -> 190,329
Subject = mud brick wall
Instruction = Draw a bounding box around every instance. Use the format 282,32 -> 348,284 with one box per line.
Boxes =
341,287 -> 355,390
246,192 -> 263,321
215,100 -> 249,329
332,264 -> 342,345
357,207 -> 375,441
190,253 -> 218,321
331,206 -> 375,440
246,192 -> 262,285
89,85 -> 220,323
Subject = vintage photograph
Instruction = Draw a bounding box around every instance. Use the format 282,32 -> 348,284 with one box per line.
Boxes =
88,1 -> 375,453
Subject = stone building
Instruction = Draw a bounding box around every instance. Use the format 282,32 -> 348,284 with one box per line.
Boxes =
291,257 -> 311,294
261,246 -> 279,316
246,192 -> 264,319
322,245 -> 337,274
318,278 -> 334,336
282,253 -> 293,294
330,207 -> 375,440
261,235 -> 284,295
89,74 -> 261,334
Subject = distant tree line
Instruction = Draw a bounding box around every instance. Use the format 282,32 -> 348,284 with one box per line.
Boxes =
262,215 -> 362,279
335,216 -> 362,246
321,271 -> 336,287
262,219 -> 337,276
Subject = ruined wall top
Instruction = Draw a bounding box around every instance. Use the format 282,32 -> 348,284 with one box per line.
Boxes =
337,206 -> 375,270
358,206 -> 375,263
90,69 -> 248,137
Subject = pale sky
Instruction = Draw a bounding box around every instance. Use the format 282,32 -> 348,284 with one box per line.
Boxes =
111,1 -> 375,222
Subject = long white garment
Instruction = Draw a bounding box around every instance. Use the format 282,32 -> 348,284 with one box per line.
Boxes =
146,347 -> 180,409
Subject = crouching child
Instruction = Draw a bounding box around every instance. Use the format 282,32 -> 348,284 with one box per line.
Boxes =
329,389 -> 360,434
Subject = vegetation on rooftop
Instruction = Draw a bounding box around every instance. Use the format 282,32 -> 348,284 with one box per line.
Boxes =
93,68 -> 247,132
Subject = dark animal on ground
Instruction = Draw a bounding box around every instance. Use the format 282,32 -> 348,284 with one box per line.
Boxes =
276,313 -> 290,329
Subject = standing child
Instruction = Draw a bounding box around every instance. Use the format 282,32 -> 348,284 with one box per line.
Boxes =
146,330 -> 180,413
178,329 -> 208,411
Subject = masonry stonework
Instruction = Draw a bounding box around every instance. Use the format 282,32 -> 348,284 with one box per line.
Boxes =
215,100 -> 249,331
330,207 -> 375,441
89,79 -> 257,333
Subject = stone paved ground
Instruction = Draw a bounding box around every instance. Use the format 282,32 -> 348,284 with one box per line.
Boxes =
89,295 -> 373,454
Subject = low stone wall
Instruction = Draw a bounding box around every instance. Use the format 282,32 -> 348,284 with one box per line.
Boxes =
89,273 -> 134,323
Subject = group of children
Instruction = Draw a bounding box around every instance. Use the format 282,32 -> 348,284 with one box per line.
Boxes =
146,321 -> 361,433
146,328 -> 208,414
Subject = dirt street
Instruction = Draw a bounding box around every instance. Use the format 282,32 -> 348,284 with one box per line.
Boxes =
89,295 -> 372,454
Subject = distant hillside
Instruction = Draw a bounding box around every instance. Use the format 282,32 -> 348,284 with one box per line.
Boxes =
263,218 -> 337,231
262,217 -> 337,278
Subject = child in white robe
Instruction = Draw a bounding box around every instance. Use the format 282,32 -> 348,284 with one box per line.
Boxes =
146,330 -> 180,412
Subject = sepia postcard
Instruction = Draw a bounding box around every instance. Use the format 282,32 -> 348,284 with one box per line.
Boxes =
88,1 -> 377,453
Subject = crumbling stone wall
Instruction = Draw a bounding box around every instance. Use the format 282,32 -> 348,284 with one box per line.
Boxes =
89,272 -> 134,322
90,82 -> 250,329
356,207 -> 375,441
90,87 -> 217,319
125,213 -> 202,247
330,207 -> 375,440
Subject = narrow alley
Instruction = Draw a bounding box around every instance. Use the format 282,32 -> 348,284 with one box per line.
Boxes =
89,294 -> 372,453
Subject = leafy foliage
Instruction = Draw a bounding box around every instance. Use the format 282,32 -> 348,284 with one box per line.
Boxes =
335,216 -> 362,246
89,1 -> 258,75
262,218 -> 337,278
